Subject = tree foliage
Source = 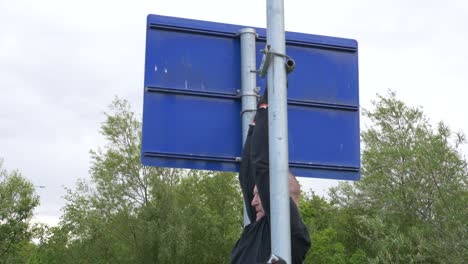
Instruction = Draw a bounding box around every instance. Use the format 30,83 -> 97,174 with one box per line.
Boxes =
9,93 -> 466,263
31,98 -> 243,263
0,160 -> 39,263
330,91 -> 467,263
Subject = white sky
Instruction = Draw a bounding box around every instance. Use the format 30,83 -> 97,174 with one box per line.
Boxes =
1,0 -> 467,226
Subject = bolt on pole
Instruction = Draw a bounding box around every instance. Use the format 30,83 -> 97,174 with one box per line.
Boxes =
239,28 -> 257,227
266,0 -> 292,262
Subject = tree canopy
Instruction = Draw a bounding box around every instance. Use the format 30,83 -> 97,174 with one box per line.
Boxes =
3,92 -> 466,263
329,91 -> 467,263
0,160 -> 39,263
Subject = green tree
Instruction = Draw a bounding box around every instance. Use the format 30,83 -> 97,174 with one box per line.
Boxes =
348,249 -> 367,264
330,91 -> 468,263
299,192 -> 335,233
173,170 -> 242,263
60,98 -> 174,263
0,160 -> 39,263
56,98 -> 242,263
307,227 -> 346,264
300,192 -> 367,264
27,224 -> 71,264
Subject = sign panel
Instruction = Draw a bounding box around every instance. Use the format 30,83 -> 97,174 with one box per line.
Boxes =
142,14 -> 360,180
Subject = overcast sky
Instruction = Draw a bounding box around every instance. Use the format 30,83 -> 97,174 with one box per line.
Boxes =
1,0 -> 467,226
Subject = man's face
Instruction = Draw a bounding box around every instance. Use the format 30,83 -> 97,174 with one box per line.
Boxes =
251,185 -> 265,221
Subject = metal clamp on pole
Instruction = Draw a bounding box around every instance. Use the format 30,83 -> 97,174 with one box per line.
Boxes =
257,45 -> 296,78
239,90 -> 259,116
258,45 -> 273,78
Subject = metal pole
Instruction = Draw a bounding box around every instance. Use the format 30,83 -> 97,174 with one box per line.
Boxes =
266,0 -> 291,262
239,28 -> 257,227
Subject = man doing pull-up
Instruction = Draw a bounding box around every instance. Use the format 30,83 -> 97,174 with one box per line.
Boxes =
230,94 -> 311,264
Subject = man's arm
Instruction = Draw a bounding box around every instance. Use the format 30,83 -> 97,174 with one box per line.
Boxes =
251,105 -> 311,235
251,107 -> 303,223
250,97 -> 311,261
250,106 -> 272,220
238,124 -> 256,223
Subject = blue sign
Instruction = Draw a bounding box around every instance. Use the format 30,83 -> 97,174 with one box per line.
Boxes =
142,14 -> 360,180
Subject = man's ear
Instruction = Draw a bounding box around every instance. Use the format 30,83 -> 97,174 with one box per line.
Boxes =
288,171 -> 300,206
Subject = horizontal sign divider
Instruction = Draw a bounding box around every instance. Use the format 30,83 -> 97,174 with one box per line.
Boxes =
144,151 -> 238,163
143,151 -> 359,172
149,23 -> 236,38
146,86 -> 239,100
149,23 -> 357,52
289,162 -> 360,172
288,99 -> 359,111
146,86 -> 358,111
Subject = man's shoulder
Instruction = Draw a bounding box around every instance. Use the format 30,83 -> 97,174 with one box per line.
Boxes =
250,216 -> 269,227
232,218 -> 271,264
244,217 -> 268,232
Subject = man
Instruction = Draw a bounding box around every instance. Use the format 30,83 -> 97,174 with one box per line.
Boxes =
230,94 -> 311,264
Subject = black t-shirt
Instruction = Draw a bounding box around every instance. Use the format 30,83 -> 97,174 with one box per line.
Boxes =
230,108 -> 311,264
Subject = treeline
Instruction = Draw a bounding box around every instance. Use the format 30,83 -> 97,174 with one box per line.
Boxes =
1,93 -> 466,263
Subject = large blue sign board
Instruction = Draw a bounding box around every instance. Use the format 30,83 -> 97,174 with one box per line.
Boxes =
142,14 -> 360,180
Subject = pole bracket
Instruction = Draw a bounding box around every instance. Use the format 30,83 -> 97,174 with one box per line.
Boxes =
240,108 -> 257,116
256,45 -> 296,78
238,91 -> 259,116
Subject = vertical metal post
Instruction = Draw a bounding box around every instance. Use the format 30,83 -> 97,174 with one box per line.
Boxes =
266,0 -> 291,262
239,28 -> 257,227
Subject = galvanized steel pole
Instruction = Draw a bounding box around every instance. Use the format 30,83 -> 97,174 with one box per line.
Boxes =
266,0 -> 292,262
239,28 -> 257,227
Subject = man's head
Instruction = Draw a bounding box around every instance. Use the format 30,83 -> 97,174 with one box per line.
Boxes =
251,171 -> 301,222
251,185 -> 265,221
